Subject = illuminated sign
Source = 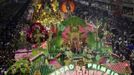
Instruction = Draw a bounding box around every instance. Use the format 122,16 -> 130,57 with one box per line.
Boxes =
50,63 -> 119,75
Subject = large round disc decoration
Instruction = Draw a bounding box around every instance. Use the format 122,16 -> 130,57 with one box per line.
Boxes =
60,0 -> 75,13
26,22 -> 48,44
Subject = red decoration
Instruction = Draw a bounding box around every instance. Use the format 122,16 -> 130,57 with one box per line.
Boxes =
26,22 -> 48,44
51,25 -> 58,37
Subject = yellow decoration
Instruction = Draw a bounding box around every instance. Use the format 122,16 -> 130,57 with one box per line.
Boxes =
37,11 -> 63,26
37,4 -> 42,10
51,0 -> 59,12
34,70 -> 41,75
45,59 -> 49,65
32,1 -> 63,26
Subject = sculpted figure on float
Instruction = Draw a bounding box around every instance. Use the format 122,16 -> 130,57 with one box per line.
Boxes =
60,0 -> 75,13
62,24 -> 94,53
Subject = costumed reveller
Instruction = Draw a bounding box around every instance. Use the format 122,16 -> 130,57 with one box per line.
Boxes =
69,26 -> 81,53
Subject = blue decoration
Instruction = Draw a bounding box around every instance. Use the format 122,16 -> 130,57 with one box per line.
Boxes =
127,44 -> 134,50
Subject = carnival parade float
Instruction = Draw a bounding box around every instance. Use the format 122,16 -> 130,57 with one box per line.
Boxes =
5,0 -> 132,75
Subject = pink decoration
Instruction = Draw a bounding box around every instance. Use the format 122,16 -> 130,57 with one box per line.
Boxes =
49,59 -> 58,64
87,23 -> 95,32
49,59 -> 61,68
62,27 -> 70,41
40,41 -> 47,49
15,49 -> 32,61
107,62 -> 131,74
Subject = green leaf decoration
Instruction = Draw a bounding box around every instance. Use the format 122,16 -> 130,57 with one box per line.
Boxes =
30,64 -> 54,75
7,60 -> 29,75
87,32 -> 96,50
54,36 -> 63,48
49,36 -> 63,53
61,16 -> 86,27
